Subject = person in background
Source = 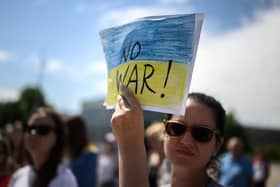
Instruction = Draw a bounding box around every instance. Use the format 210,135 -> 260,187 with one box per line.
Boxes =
8,107 -> 77,187
157,158 -> 172,186
5,121 -> 28,169
98,132 -> 118,187
111,85 -> 226,187
65,115 -> 98,187
145,121 -> 165,187
0,136 -> 14,187
252,151 -> 270,187
219,136 -> 253,187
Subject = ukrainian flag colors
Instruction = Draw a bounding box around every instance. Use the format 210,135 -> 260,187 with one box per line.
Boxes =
100,14 -> 203,114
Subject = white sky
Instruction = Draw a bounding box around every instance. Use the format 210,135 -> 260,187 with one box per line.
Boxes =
190,8 -> 280,129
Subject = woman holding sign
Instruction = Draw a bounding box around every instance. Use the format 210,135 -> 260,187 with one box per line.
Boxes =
111,85 -> 225,187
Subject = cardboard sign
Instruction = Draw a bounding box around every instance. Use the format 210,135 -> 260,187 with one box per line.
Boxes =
100,14 -> 203,114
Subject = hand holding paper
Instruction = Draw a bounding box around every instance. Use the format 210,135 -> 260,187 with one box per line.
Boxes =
111,84 -> 144,149
111,84 -> 149,187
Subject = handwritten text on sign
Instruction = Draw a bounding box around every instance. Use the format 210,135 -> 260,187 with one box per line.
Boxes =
107,41 -> 189,108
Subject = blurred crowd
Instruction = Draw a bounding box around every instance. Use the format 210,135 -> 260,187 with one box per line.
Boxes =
0,107 -> 118,187
0,107 -> 273,187
144,122 -> 272,187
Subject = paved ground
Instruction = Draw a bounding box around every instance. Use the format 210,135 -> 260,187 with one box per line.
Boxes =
267,162 -> 280,187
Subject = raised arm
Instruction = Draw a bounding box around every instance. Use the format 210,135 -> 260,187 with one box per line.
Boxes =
111,85 -> 149,187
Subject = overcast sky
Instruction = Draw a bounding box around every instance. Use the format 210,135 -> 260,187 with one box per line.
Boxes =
0,0 -> 279,129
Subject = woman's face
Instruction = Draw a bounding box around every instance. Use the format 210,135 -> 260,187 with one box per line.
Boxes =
25,112 -> 57,157
164,98 -> 222,170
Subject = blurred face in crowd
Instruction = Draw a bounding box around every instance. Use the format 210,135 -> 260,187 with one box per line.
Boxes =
25,112 -> 57,158
147,134 -> 163,152
146,123 -> 164,153
164,98 -> 222,171
11,122 -> 24,147
227,137 -> 243,158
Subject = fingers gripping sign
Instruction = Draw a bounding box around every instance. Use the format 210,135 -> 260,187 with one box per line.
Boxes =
111,85 -> 145,150
117,95 -> 129,112
110,85 -> 149,187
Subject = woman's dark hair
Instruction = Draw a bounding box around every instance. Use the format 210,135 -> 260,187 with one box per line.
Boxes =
188,92 -> 226,138
187,93 -> 226,181
10,121 -> 28,168
29,107 -> 66,187
0,135 -> 18,175
0,137 -> 10,172
65,116 -> 89,160
0,137 -> 9,156
167,92 -> 226,137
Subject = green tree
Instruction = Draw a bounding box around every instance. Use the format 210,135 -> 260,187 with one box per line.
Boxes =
222,111 -> 250,152
0,101 -> 22,128
0,86 -> 48,128
18,86 -> 47,122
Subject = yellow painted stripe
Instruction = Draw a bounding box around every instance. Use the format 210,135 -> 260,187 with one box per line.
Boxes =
106,61 -> 189,110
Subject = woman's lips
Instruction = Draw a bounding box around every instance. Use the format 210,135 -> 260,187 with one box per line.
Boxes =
176,147 -> 195,156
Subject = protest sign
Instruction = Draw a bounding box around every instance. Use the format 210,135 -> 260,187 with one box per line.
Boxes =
100,14 -> 203,114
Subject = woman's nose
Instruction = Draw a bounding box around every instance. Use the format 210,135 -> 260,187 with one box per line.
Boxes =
180,129 -> 195,145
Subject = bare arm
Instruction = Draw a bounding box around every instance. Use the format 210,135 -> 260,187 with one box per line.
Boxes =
111,85 -> 149,187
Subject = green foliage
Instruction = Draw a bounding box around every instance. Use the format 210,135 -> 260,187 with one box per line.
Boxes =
0,102 -> 23,127
18,86 -> 47,122
0,86 -> 48,128
225,112 -> 247,139
221,111 -> 250,152
253,144 -> 280,161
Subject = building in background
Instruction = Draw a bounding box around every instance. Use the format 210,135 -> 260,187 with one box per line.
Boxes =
81,99 -> 166,142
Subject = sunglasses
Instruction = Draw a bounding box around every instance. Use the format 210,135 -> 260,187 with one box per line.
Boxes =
164,120 -> 220,143
25,124 -> 55,136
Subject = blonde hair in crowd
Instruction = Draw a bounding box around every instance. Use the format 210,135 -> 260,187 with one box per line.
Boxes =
145,121 -> 165,140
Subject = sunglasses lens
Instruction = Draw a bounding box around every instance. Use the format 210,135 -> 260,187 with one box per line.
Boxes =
165,122 -> 186,136
165,121 -> 216,143
27,125 -> 53,136
36,126 -> 52,135
191,127 -> 213,142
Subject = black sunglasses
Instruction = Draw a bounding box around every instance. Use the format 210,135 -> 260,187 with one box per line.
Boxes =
164,120 -> 220,143
25,124 -> 55,136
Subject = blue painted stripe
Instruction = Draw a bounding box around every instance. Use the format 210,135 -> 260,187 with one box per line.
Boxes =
100,14 -> 196,70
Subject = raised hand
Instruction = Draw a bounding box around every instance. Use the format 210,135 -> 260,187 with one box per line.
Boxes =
110,84 -> 149,187
111,84 -> 145,150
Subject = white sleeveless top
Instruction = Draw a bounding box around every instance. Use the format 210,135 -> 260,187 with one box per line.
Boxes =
8,164 -> 78,187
